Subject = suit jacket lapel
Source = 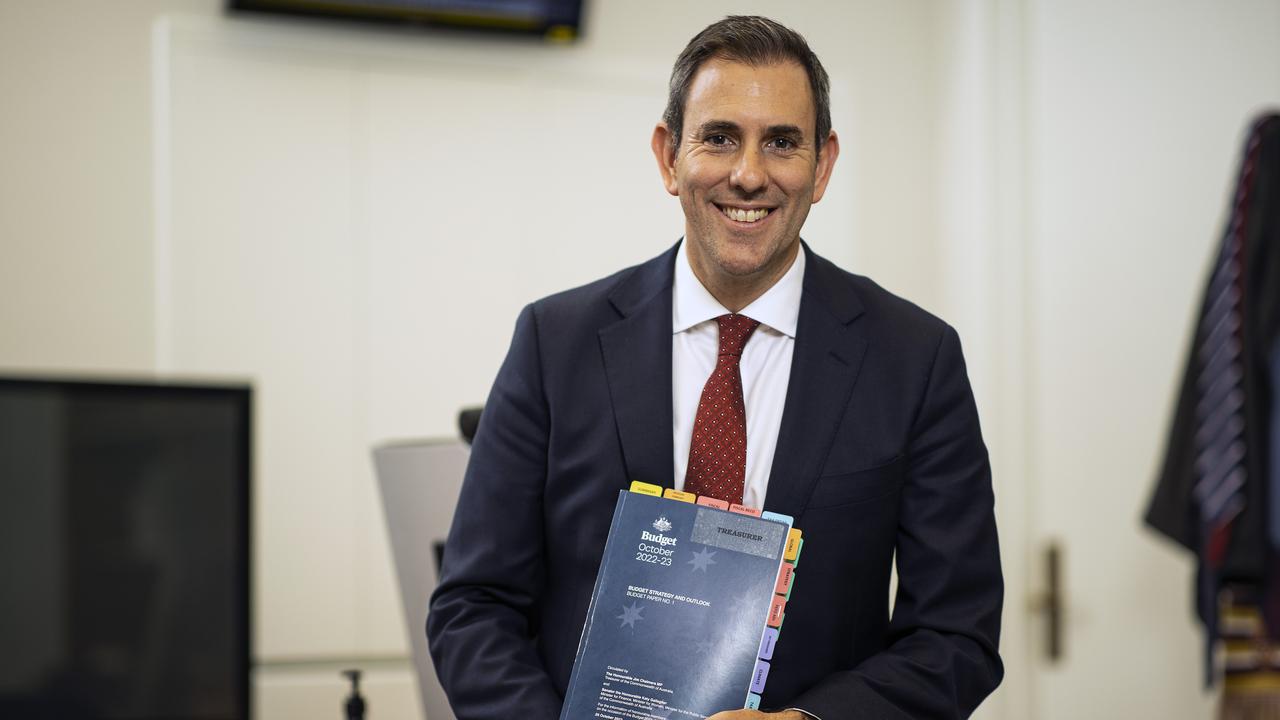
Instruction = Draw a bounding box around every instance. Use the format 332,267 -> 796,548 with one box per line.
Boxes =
599,244 -> 679,489
764,246 -> 868,519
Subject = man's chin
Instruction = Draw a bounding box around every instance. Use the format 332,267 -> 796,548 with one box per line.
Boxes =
711,242 -> 791,279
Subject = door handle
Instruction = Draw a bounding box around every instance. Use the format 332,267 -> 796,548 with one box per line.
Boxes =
1029,541 -> 1063,662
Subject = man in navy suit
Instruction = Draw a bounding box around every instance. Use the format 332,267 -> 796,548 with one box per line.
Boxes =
427,16 -> 1003,720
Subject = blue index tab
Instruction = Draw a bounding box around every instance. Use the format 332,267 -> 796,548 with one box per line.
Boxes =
745,693 -> 761,710
761,510 -> 793,527
758,626 -> 779,660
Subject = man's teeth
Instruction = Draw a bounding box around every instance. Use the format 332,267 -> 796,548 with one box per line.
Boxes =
721,206 -> 771,223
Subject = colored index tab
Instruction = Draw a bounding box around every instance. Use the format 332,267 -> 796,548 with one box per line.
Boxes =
767,594 -> 787,627
784,528 -> 803,561
793,538 -> 805,567
745,693 -> 762,710
629,481 -> 662,497
696,495 -> 730,510
774,563 -> 795,596
758,627 -> 779,660
750,659 -> 771,694
761,510 -> 793,527
663,488 -> 696,503
730,503 -> 762,517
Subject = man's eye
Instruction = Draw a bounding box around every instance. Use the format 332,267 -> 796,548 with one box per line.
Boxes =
769,137 -> 797,150
706,134 -> 732,146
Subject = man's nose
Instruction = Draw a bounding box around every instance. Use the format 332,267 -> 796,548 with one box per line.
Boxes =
730,147 -> 767,194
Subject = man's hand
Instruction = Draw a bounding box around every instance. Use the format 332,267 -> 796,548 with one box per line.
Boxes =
706,711 -> 806,720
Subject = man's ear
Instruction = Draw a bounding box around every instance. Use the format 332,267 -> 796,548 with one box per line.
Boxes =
651,123 -> 680,196
810,130 -> 840,204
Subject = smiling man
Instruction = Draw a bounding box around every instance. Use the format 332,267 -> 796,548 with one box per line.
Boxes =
653,55 -> 836,315
428,16 -> 1003,720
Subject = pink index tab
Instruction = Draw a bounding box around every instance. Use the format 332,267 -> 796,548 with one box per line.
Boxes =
749,659 -> 771,694
729,503 -> 762,517
758,627 -> 779,660
745,693 -> 761,710
629,481 -> 662,497
767,594 -> 787,627
696,495 -> 730,510
774,563 -> 795,596
663,488 -> 697,503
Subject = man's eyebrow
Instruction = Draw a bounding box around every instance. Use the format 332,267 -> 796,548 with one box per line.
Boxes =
693,120 -> 741,136
691,121 -> 808,142
766,124 -> 805,139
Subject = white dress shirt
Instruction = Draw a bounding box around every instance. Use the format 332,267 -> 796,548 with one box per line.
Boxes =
672,241 -> 805,509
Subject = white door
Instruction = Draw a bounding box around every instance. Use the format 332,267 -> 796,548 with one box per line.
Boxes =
937,2 -> 1280,718
962,2 -> 1280,718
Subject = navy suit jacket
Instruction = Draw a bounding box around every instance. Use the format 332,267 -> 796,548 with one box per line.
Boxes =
427,243 -> 1003,719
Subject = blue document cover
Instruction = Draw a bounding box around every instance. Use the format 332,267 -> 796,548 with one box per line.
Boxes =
560,489 -> 793,720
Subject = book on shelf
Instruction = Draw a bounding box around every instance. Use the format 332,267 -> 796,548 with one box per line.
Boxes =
559,481 -> 804,720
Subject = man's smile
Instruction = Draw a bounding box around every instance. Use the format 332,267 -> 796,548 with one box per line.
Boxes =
715,203 -> 775,224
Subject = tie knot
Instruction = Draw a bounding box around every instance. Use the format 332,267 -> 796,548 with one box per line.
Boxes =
716,314 -> 760,357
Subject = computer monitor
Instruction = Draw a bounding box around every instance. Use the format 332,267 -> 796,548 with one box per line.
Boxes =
0,377 -> 251,720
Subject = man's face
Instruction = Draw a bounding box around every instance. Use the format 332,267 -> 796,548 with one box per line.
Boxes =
653,57 -> 838,290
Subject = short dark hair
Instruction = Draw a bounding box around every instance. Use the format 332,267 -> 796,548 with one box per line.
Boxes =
662,16 -> 832,151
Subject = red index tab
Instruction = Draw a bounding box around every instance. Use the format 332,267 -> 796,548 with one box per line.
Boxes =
774,563 -> 795,596
729,504 -> 762,517
767,595 -> 786,627
696,496 -> 730,510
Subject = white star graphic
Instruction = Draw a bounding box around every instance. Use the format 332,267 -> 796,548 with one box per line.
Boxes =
617,601 -> 644,629
688,546 -> 718,572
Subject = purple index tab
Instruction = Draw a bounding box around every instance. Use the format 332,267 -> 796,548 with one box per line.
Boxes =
758,627 -> 779,660
750,659 -> 771,694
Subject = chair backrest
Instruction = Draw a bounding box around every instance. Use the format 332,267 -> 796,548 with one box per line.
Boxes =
372,439 -> 469,720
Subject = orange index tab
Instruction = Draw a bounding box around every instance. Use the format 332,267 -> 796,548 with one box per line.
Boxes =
784,528 -> 803,562
774,563 -> 795,596
767,595 -> 787,628
696,495 -> 730,510
629,481 -> 662,497
663,488 -> 696,503
730,504 -> 762,517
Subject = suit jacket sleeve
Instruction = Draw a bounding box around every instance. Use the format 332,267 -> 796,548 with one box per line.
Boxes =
426,304 -> 563,720
790,325 -> 1004,719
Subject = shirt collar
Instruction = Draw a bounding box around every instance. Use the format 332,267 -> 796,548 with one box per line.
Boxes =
672,240 -> 805,338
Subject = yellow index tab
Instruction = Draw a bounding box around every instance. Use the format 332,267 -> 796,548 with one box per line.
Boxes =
663,488 -> 697,503
629,481 -> 663,497
784,528 -> 803,562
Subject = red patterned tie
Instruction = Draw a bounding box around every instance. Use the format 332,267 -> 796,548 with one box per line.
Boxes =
684,313 -> 761,504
